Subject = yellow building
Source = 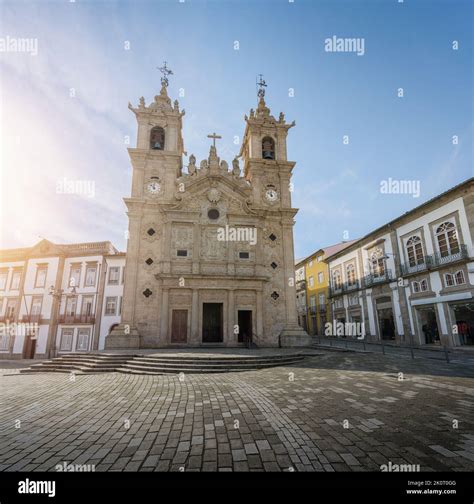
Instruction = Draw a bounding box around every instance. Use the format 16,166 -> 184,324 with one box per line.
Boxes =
297,242 -> 356,335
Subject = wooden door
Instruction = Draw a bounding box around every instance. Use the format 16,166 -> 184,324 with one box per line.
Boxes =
171,310 -> 187,343
202,303 -> 223,343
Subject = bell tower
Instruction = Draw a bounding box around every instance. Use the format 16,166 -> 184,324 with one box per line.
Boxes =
127,62 -> 185,203
239,76 -> 296,211
106,63 -> 185,349
239,76 -> 311,347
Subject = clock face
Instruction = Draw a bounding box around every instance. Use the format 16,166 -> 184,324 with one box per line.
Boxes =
146,181 -> 161,195
265,188 -> 278,202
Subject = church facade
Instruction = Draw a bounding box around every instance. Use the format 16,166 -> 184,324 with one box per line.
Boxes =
106,77 -> 310,349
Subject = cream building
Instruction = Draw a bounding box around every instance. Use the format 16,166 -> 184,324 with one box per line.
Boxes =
106,78 -> 309,349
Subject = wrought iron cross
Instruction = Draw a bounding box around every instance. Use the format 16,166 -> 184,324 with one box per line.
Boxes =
257,74 -> 267,99
157,61 -> 173,87
207,132 -> 222,147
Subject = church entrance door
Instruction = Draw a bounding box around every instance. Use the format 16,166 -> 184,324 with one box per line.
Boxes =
237,310 -> 252,344
202,303 -> 223,343
171,310 -> 188,343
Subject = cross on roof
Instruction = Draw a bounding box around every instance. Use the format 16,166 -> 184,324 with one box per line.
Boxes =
157,61 -> 173,87
257,74 -> 267,99
207,132 -> 222,148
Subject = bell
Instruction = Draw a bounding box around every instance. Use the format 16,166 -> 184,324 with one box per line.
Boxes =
263,150 -> 274,159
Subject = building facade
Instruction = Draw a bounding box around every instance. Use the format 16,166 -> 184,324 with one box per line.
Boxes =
295,242 -> 355,336
0,239 -> 124,359
327,179 -> 474,347
106,80 -> 309,349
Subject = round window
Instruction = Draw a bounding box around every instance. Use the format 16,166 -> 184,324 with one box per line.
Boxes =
208,208 -> 220,220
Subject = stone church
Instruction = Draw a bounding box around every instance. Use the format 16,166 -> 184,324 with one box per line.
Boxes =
106,74 -> 310,349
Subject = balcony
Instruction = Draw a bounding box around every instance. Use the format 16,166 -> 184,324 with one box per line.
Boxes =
400,257 -> 432,276
309,306 -> 316,315
319,304 -> 327,313
400,244 -> 469,276
329,280 -> 360,297
58,314 -> 96,324
328,284 -> 342,297
432,244 -> 468,267
364,269 -> 395,287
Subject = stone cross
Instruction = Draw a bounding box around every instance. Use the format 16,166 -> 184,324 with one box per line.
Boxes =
207,132 -> 222,148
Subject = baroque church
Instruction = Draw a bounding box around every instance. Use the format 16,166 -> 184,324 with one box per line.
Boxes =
106,70 -> 310,349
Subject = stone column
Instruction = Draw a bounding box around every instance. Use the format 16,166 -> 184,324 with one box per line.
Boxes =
279,220 -> 311,347
228,290 -> 235,345
160,288 -> 169,345
122,213 -> 140,323
281,221 -> 299,326
191,288 -> 199,344
256,289 -> 264,343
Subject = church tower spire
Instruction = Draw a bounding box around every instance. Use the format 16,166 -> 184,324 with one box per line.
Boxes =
238,76 -> 311,347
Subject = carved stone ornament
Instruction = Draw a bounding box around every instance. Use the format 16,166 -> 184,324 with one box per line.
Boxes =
207,188 -> 221,203
141,220 -> 161,243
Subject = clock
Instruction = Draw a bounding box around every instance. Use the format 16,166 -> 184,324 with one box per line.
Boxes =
146,181 -> 161,195
265,188 -> 279,203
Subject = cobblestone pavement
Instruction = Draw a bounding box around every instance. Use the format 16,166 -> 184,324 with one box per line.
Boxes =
0,350 -> 473,472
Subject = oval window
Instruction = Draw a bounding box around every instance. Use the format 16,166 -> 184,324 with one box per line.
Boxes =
208,208 -> 220,220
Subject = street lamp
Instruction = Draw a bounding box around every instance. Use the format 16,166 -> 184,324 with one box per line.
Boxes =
48,285 -> 77,358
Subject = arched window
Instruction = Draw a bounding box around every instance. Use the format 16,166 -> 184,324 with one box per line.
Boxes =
346,264 -> 356,286
150,126 -> 165,150
406,236 -> 424,266
370,250 -> 385,278
436,221 -> 459,257
262,136 -> 275,160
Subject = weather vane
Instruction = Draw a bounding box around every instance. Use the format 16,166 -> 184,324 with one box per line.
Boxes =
158,61 -> 173,88
256,74 -> 267,99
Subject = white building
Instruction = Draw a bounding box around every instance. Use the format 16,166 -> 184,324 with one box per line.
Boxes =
295,260 -> 307,331
326,178 -> 474,348
0,240 -> 125,359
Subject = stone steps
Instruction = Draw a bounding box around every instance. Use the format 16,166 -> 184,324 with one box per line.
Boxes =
20,352 -> 306,375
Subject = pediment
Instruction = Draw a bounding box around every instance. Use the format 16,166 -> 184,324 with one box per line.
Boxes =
173,175 -> 254,215
29,239 -> 64,258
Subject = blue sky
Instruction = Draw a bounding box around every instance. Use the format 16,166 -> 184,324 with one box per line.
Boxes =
0,0 -> 472,258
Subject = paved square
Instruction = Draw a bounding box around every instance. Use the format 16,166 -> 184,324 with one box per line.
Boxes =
1,350 -> 473,472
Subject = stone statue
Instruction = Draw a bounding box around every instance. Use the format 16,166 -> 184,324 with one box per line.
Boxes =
279,112 -> 285,123
200,159 -> 208,171
139,96 -> 145,108
232,157 -> 240,177
188,154 -> 196,175
220,160 -> 228,172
